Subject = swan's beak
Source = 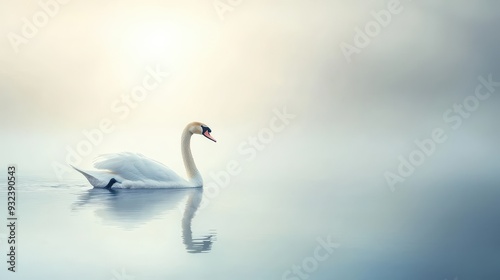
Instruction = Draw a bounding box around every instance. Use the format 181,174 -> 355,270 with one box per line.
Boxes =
203,131 -> 217,142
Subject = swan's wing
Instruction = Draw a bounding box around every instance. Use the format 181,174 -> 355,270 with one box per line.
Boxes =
93,152 -> 185,182
72,165 -> 117,188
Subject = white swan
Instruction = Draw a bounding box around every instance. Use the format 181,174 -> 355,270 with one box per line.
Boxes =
72,122 -> 216,189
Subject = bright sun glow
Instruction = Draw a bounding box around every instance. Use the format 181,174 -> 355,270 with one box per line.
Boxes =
102,17 -> 207,88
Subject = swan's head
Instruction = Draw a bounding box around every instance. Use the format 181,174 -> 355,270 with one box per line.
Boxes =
188,122 -> 217,142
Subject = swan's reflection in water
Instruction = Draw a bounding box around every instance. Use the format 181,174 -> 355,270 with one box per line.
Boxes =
72,188 -> 215,253
182,190 -> 216,253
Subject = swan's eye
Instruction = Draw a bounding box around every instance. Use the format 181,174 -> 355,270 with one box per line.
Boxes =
201,126 -> 212,133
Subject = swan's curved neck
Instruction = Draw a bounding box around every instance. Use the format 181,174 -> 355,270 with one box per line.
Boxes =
181,127 -> 202,186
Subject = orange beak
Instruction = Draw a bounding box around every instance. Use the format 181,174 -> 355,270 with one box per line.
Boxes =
203,130 -> 217,142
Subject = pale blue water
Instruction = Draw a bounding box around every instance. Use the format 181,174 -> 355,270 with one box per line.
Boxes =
1,171 -> 500,280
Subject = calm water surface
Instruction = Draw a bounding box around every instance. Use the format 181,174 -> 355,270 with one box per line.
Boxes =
1,169 -> 499,280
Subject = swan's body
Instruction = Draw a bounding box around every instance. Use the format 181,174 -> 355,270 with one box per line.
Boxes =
73,122 -> 216,189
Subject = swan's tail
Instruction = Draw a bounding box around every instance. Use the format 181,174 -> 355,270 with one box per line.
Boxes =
71,165 -> 118,188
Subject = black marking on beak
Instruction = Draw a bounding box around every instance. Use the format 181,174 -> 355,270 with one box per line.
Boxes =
202,126 -> 212,134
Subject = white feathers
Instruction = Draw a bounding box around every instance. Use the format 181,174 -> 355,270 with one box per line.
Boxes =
93,152 -> 184,182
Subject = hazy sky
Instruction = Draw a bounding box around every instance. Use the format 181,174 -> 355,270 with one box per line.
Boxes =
0,0 -> 499,183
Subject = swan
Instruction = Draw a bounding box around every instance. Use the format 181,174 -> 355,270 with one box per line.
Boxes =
72,122 -> 216,189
